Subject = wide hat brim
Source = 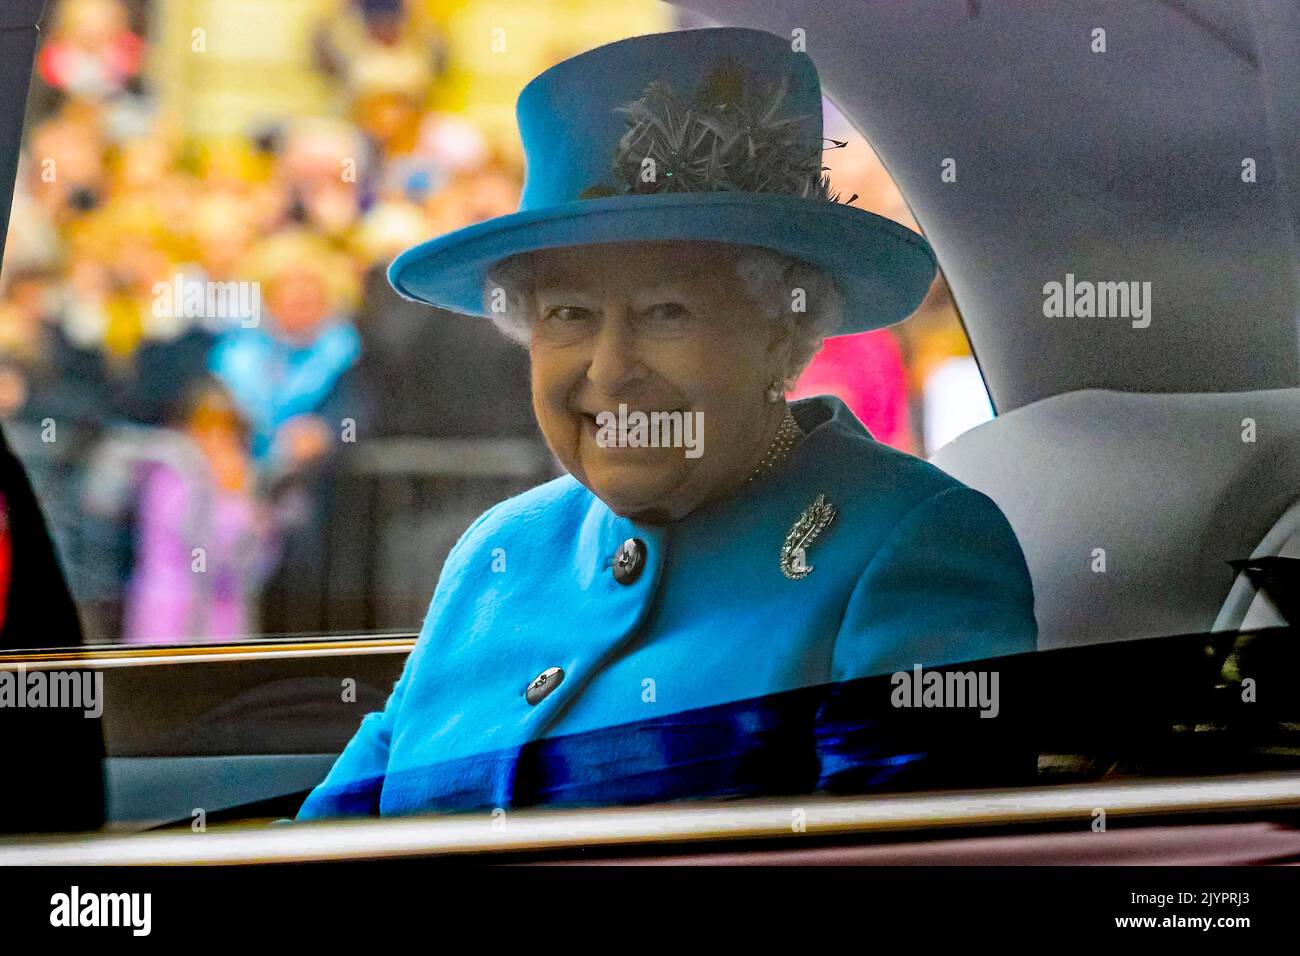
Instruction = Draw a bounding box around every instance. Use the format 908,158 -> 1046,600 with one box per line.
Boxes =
388,191 -> 937,335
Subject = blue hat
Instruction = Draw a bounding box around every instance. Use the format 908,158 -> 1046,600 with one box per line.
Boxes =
388,27 -> 936,335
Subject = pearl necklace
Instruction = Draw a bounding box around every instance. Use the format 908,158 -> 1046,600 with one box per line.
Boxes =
747,406 -> 803,484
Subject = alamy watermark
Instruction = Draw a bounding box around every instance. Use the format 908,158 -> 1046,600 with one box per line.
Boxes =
50,886 -> 151,936
0,665 -> 103,718
891,664 -> 1000,718
1042,272 -> 1151,328
594,404 -> 704,458
152,273 -> 260,328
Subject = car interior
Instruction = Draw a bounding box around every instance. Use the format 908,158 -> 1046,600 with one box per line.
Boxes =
682,0 -> 1300,650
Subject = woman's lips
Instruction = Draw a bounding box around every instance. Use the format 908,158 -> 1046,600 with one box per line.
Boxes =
577,409 -> 691,449
577,407 -> 688,419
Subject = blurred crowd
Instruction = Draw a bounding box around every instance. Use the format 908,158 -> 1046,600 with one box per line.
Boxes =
0,0 -> 537,643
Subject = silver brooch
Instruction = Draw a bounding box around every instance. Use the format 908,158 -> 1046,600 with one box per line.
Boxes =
780,494 -> 836,579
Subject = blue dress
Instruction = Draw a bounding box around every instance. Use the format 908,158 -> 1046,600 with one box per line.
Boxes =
298,395 -> 1036,818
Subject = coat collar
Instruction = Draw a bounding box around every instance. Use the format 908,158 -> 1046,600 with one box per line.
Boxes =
574,394 -> 870,556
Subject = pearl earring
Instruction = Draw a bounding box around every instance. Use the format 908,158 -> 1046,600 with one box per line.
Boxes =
766,381 -> 783,404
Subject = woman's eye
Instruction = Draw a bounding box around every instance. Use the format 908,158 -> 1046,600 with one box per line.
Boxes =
543,306 -> 593,324
641,303 -> 689,323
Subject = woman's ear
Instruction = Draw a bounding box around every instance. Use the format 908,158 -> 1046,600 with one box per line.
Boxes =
764,314 -> 794,354
764,318 -> 797,392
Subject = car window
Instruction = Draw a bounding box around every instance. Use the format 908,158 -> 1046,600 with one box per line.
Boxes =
0,1 -> 989,648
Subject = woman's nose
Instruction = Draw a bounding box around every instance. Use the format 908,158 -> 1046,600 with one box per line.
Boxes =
585,309 -> 646,393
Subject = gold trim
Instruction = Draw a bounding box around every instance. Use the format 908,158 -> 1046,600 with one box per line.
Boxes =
1,771 -> 1297,866
0,637 -> 417,670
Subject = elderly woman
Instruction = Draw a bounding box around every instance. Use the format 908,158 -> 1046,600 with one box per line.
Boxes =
298,27 -> 1036,819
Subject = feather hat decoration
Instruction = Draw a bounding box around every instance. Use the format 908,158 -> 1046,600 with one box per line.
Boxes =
581,58 -> 853,203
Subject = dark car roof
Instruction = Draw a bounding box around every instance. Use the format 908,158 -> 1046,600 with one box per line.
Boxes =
682,0 -> 1300,411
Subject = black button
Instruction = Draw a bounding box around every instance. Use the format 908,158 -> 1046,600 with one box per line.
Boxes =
525,666 -> 564,705
612,537 -> 646,585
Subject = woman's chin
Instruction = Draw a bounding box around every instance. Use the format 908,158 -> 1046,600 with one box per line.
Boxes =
583,469 -> 691,521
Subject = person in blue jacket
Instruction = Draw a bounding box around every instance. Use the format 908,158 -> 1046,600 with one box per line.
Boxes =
298,27 -> 1037,819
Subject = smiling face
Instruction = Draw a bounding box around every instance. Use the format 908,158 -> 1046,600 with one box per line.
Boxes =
524,241 -> 795,524
268,266 -> 331,341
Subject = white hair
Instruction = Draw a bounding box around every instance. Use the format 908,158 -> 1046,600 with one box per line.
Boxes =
482,245 -> 844,386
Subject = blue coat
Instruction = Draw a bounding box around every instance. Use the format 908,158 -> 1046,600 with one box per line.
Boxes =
298,396 -> 1036,818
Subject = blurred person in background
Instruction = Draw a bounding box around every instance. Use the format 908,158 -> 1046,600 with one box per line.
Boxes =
275,119 -> 369,241
26,104 -> 110,229
126,379 -> 274,642
0,263 -> 109,432
195,135 -> 285,237
84,378 -> 276,643
36,0 -> 144,106
209,230 -> 371,633
347,119 -> 548,619
356,133 -> 534,441
351,149 -> 547,612
789,329 -> 915,454
314,0 -> 445,161
29,0 -> 151,141
209,230 -> 367,467
118,134 -> 273,424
